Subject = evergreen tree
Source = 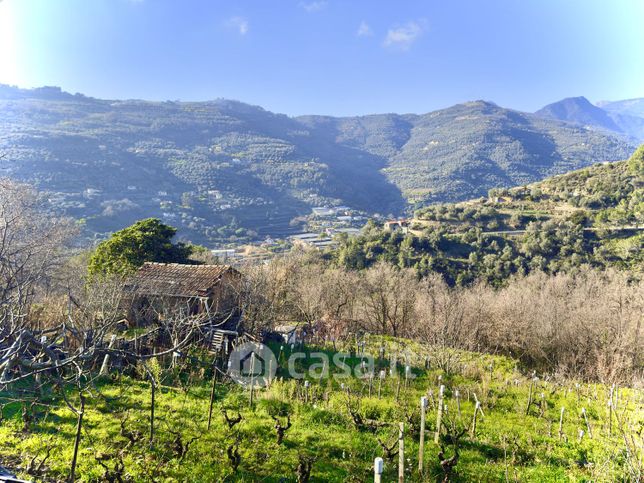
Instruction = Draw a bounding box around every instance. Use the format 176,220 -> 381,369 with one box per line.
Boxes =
88,218 -> 193,275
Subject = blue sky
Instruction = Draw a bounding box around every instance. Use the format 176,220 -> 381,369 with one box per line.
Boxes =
0,0 -> 642,116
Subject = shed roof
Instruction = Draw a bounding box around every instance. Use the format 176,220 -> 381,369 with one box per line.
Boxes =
125,262 -> 237,298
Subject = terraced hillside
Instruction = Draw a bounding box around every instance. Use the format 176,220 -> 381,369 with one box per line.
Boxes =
334,147 -> 643,285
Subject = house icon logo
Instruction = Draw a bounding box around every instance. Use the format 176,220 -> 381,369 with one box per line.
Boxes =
228,342 -> 277,387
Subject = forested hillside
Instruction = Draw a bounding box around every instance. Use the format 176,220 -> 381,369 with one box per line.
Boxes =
0,85 -> 634,244
302,100 -> 633,205
334,146 -> 644,285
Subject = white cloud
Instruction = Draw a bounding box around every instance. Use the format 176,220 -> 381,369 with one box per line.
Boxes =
383,20 -> 426,50
227,16 -> 249,35
299,1 -> 327,13
356,20 -> 373,37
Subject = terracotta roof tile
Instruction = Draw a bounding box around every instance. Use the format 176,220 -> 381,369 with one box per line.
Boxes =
125,262 -> 237,298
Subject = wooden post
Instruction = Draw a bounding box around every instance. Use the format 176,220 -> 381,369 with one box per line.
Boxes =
396,377 -> 401,401
99,334 -> 117,376
304,380 -> 310,403
558,407 -> 565,441
608,385 -> 614,435
581,408 -> 593,439
418,396 -> 428,474
368,372 -> 373,397
539,392 -> 546,418
455,390 -> 462,419
398,422 -> 405,483
207,366 -> 217,430
434,385 -> 445,444
149,375 -> 156,443
525,378 -> 535,415
378,370 -> 385,398
470,401 -> 480,438
69,393 -> 85,483
614,385 -> 619,410
249,352 -> 256,406
374,457 -> 384,483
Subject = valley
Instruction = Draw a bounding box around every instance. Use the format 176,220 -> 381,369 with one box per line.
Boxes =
0,85 -> 637,246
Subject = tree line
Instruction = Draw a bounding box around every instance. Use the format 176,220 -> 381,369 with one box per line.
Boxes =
240,253 -> 642,383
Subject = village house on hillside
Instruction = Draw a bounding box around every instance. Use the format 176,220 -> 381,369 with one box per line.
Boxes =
383,219 -> 409,232
124,262 -> 241,328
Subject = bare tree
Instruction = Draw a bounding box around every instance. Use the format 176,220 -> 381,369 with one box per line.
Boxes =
359,262 -> 417,337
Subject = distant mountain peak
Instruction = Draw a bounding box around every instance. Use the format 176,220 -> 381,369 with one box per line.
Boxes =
597,97 -> 644,118
535,96 -> 623,133
463,100 -> 499,108
562,95 -> 591,103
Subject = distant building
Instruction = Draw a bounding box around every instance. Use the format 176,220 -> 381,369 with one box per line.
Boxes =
290,232 -> 337,250
290,233 -> 322,242
384,219 -> 410,232
312,206 -> 336,217
83,188 -> 101,199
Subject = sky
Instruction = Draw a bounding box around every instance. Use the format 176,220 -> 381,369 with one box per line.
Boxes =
0,0 -> 642,116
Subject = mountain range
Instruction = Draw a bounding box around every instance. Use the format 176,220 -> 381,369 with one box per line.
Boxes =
536,96 -> 644,142
0,84 -> 638,244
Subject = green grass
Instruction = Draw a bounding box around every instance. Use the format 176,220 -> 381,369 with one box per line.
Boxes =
0,339 -> 641,482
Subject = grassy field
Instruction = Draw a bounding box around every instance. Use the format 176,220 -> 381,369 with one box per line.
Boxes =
0,338 -> 642,482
